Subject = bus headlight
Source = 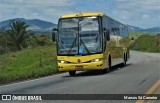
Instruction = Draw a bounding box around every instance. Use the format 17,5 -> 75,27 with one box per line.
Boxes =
91,58 -> 103,62
57,60 -> 69,64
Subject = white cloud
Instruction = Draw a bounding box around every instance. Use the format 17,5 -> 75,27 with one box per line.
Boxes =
142,14 -> 149,18
111,0 -> 160,28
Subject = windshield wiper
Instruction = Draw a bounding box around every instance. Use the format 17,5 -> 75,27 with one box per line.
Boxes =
79,38 -> 90,54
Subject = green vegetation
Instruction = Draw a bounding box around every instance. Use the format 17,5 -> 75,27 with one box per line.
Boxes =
0,21 -> 53,54
0,45 -> 57,84
130,34 -> 160,53
0,21 -> 58,84
6,21 -> 29,51
0,30 -> 6,54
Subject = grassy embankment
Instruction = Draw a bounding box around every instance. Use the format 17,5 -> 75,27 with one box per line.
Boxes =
129,32 -> 160,53
0,44 -> 57,84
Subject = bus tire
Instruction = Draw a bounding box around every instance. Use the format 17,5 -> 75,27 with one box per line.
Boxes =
126,53 -> 128,61
107,57 -> 111,73
123,54 -> 127,67
69,71 -> 76,76
102,56 -> 111,73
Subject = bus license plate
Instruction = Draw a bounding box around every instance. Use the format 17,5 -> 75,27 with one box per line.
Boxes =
75,66 -> 83,69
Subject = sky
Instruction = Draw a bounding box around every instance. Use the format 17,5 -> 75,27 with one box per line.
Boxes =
0,0 -> 160,28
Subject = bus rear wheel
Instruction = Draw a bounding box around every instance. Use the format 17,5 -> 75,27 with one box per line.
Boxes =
123,54 -> 127,67
69,71 -> 76,76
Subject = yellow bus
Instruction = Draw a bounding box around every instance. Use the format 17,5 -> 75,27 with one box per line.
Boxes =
52,12 -> 129,76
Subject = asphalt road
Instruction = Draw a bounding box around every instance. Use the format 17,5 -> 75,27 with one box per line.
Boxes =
0,51 -> 160,103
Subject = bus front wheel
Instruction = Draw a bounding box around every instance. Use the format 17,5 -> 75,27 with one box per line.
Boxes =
69,71 -> 76,76
102,57 -> 111,73
107,58 -> 111,73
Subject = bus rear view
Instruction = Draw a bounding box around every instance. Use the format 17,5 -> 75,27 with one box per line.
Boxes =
52,12 -> 129,76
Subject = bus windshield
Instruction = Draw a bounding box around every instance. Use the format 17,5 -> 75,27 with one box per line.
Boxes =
57,16 -> 102,55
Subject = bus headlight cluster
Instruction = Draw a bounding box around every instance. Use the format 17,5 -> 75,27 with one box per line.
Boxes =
91,58 -> 103,62
57,60 -> 68,64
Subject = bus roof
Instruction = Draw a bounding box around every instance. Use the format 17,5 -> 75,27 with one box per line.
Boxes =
60,12 -> 127,27
60,12 -> 105,18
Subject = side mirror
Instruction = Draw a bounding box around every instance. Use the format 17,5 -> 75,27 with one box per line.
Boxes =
52,28 -> 58,42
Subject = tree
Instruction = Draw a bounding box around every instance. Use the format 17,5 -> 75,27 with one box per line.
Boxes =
7,21 -> 29,51
0,29 -> 8,54
131,37 -> 134,40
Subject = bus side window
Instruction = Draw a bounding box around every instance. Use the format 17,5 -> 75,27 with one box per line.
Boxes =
104,28 -> 110,41
107,29 -> 110,40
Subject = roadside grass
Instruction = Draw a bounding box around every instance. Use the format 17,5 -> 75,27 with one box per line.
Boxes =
0,44 -> 58,84
130,34 -> 160,53
136,35 -> 160,52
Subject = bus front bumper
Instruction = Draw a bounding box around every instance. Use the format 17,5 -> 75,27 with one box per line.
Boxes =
58,61 -> 105,71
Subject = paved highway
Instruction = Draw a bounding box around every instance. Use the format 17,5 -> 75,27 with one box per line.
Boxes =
0,51 -> 160,103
